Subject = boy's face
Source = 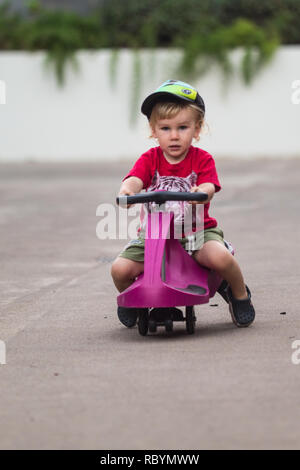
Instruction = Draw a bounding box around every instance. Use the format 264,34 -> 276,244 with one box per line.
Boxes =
151,107 -> 201,163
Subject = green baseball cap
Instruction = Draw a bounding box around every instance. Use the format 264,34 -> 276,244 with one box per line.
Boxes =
141,79 -> 205,119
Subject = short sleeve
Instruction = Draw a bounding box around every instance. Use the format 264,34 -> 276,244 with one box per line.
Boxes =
122,151 -> 153,189
196,152 -> 221,192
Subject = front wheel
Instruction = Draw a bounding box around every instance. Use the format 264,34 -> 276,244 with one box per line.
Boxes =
165,319 -> 173,333
186,306 -> 196,334
138,309 -> 149,336
149,319 -> 157,333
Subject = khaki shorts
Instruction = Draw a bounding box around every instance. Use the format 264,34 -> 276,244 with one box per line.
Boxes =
118,227 -> 225,263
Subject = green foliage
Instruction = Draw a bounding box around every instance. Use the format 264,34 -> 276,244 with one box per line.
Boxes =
130,50 -> 142,126
0,0 -> 105,85
22,3 -> 104,85
0,0 -> 299,87
0,1 -> 23,49
180,18 -> 279,84
109,49 -> 119,89
22,8 -> 81,85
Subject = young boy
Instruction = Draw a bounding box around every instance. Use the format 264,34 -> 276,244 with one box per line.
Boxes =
111,80 -> 255,328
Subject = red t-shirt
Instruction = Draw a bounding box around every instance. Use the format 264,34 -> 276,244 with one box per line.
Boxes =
123,145 -> 221,231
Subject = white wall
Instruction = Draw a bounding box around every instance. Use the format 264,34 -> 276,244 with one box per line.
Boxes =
0,47 -> 299,161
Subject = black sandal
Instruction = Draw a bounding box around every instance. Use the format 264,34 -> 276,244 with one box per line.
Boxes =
227,285 -> 255,327
117,306 -> 139,328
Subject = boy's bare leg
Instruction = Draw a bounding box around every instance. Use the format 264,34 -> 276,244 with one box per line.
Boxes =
111,257 -> 144,293
193,241 -> 248,300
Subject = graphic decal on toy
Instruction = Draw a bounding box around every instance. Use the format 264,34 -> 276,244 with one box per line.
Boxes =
139,171 -> 201,237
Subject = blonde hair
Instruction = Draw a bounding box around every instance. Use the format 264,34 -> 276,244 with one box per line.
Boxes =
149,101 -> 205,141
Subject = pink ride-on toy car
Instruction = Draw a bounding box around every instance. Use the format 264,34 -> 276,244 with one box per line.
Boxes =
116,191 -> 232,336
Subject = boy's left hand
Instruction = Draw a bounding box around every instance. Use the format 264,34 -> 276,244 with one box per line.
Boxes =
189,185 -> 206,204
189,183 -> 215,204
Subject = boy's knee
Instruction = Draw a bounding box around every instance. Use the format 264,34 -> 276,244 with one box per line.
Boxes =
111,258 -> 125,280
211,249 -> 234,272
197,245 -> 233,272
111,257 -> 142,281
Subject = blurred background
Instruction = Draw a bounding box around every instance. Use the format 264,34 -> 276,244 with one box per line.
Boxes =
0,0 -> 300,161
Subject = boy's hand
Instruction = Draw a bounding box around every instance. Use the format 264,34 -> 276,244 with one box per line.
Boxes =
189,183 -> 215,204
188,185 -> 205,205
118,189 -> 136,208
118,176 -> 144,208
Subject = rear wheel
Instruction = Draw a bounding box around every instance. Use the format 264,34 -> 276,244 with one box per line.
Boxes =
186,306 -> 196,334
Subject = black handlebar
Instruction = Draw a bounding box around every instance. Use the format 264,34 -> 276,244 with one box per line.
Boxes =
117,190 -> 208,206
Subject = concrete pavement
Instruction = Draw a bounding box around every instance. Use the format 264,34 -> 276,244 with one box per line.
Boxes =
0,158 -> 300,449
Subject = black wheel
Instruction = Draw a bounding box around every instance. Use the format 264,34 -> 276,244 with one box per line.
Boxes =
149,319 -> 157,333
186,306 -> 196,334
138,309 -> 149,336
165,319 -> 173,333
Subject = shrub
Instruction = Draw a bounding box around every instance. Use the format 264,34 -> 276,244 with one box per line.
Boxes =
0,0 -> 299,86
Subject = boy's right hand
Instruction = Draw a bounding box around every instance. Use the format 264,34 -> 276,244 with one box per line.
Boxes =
118,189 -> 136,208
118,176 -> 144,208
